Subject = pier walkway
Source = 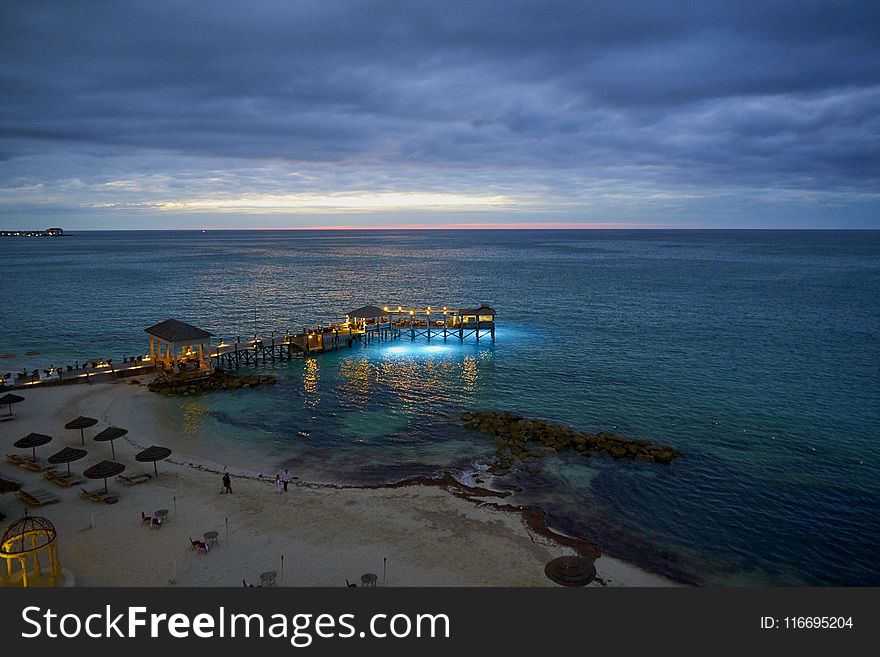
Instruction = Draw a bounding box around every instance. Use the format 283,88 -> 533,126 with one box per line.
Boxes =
3,303 -> 496,390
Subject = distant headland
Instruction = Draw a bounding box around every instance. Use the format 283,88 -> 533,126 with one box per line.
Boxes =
0,227 -> 63,237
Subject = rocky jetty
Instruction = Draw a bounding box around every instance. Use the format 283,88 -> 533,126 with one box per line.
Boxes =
461,410 -> 680,473
148,369 -> 276,397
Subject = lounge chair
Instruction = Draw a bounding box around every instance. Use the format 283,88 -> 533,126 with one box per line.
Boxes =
17,488 -> 61,507
44,470 -> 84,488
6,454 -> 48,472
79,488 -> 109,502
117,473 -> 151,486
190,538 -> 209,555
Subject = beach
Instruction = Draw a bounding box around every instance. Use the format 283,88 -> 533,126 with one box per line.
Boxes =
0,379 -> 673,587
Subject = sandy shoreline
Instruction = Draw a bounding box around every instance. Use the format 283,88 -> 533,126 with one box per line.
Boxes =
0,380 -> 675,587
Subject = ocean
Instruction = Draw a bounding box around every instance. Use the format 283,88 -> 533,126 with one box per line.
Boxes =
1,229 -> 878,585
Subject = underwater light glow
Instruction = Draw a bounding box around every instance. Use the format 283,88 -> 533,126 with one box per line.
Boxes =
382,343 -> 452,358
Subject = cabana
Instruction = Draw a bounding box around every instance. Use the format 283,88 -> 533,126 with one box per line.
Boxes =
145,319 -> 213,380
454,304 -> 496,327
346,305 -> 389,330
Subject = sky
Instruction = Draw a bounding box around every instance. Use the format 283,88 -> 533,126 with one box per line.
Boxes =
1,0 -> 878,230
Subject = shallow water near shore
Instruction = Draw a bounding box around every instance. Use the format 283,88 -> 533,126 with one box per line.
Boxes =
2,229 -> 879,585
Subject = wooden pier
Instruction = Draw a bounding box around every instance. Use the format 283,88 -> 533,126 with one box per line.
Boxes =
2,304 -> 496,389
210,304 -> 495,367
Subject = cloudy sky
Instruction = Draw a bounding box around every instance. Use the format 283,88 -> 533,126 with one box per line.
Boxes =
1,0 -> 878,229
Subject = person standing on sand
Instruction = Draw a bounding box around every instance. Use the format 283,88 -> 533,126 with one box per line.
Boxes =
221,472 -> 232,494
274,474 -> 282,494
282,468 -> 291,492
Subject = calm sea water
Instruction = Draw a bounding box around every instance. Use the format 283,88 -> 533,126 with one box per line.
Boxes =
2,229 -> 879,585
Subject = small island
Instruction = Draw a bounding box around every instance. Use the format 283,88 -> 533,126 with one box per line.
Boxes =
0,228 -> 63,237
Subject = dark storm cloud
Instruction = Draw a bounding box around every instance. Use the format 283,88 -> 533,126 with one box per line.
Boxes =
0,0 -> 878,225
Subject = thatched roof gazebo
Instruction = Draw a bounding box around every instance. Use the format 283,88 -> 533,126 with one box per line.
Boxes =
135,446 -> 172,478
47,447 -> 88,478
346,305 -> 389,330
65,416 -> 97,446
83,460 -> 125,494
94,426 -> 127,460
13,433 -> 52,462
1,514 -> 63,587
145,318 -> 213,379
0,393 -> 24,417
348,305 -> 387,319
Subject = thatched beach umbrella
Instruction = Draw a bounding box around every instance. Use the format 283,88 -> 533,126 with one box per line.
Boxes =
0,393 -> 24,417
94,426 -> 127,460
544,556 -> 597,587
83,460 -> 125,494
135,445 -> 172,478
47,447 -> 88,477
13,433 -> 53,462
65,416 -> 97,446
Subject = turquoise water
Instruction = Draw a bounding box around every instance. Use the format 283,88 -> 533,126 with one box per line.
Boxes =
1,229 -> 879,585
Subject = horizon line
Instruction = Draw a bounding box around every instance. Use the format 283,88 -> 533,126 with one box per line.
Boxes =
13,226 -> 880,232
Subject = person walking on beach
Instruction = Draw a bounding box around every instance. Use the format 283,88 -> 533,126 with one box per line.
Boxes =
282,468 -> 291,492
221,472 -> 232,494
273,474 -> 283,494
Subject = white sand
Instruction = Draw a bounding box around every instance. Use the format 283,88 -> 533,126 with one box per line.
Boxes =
0,380 -> 676,587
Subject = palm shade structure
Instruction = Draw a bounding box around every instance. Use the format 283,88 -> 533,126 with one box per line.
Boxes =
93,426 -> 127,460
65,416 -> 97,446
13,433 -> 52,462
0,393 -> 24,417
135,446 -> 172,478
544,556 -> 597,587
47,447 -> 88,478
83,460 -> 125,494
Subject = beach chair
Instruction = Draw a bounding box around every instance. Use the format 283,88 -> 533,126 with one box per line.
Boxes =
141,512 -> 161,528
0,477 -> 21,493
21,460 -> 46,473
190,538 -> 209,555
79,488 -> 109,503
118,473 -> 151,486
44,469 -> 84,488
17,488 -> 61,507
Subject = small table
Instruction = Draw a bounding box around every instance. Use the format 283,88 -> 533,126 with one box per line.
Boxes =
154,509 -> 169,523
260,571 -> 277,587
203,531 -> 219,548
361,573 -> 377,587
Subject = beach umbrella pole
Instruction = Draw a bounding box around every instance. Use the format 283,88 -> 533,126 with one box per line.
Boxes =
153,461 -> 158,477
110,441 -> 115,460
80,428 -> 85,446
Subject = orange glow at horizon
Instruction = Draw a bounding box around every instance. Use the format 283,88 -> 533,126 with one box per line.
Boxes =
198,221 -> 681,230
